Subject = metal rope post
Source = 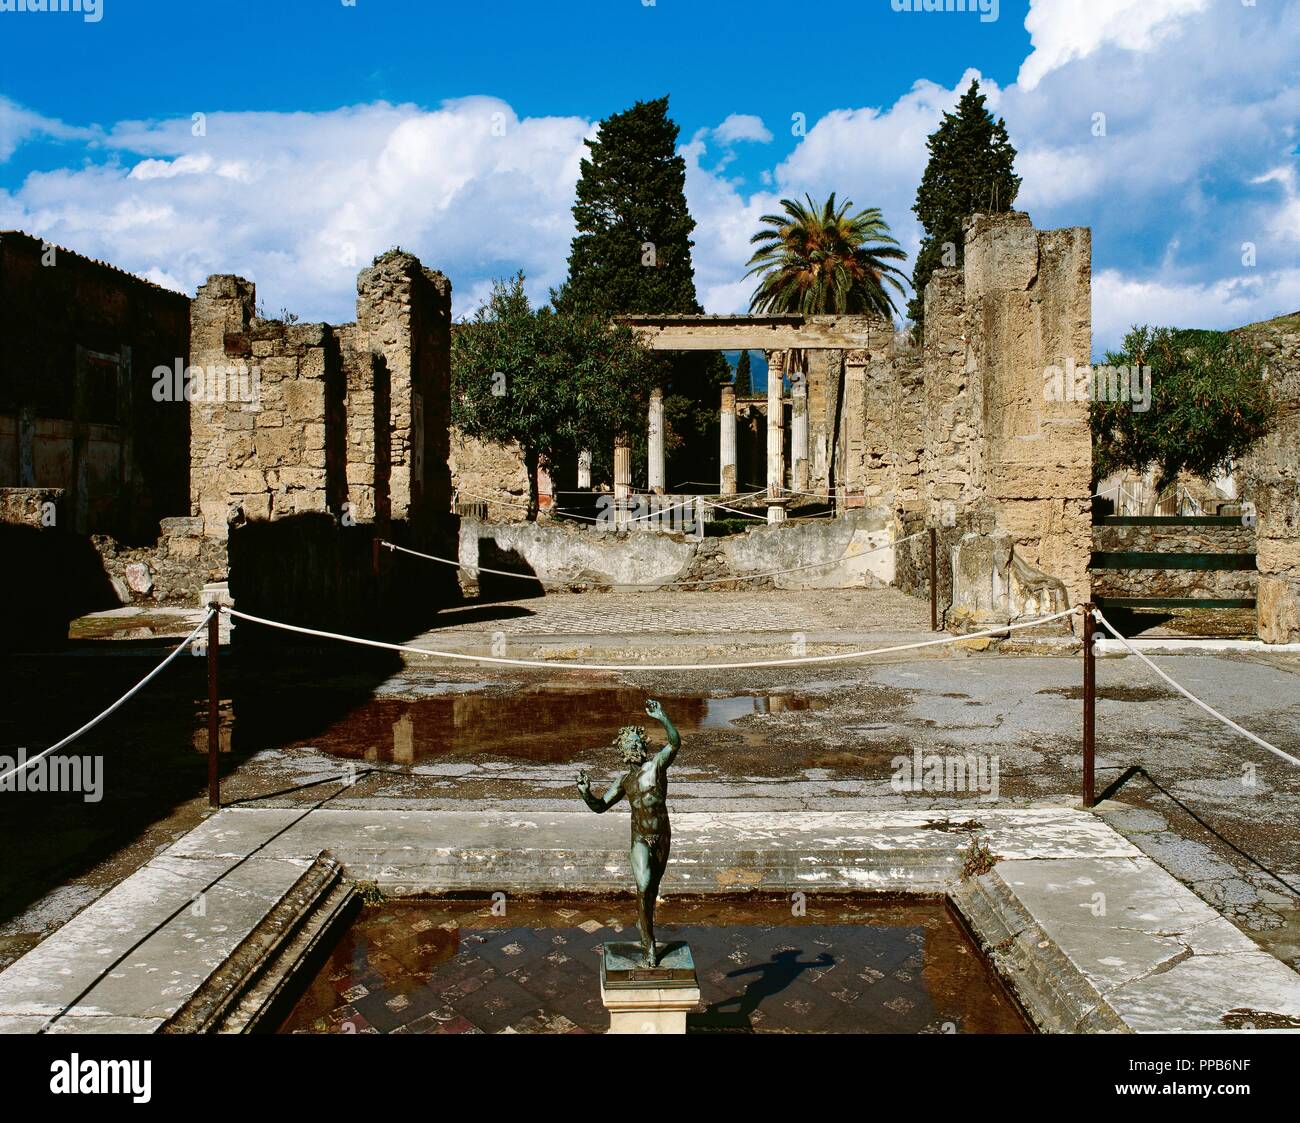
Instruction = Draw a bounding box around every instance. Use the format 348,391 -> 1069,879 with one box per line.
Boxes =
207,607 -> 220,810
929,527 -> 938,632
1082,602 -> 1096,809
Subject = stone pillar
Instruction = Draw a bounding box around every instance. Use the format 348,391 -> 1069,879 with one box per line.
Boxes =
614,435 -> 632,505
766,350 -> 788,523
841,351 -> 869,510
577,448 -> 592,490
1238,320 -> 1300,643
647,386 -> 665,494
189,275 -> 256,540
355,251 -> 453,537
537,457 -> 553,512
792,363 -> 809,493
17,405 -> 35,487
719,384 -> 737,496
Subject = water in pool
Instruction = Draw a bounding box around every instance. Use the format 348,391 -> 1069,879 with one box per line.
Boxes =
279,895 -> 1028,1034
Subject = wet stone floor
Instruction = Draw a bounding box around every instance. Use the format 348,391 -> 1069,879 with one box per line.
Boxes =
287,683 -> 830,767
278,895 -> 1029,1034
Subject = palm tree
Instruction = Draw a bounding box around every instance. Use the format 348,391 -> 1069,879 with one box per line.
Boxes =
745,193 -> 908,319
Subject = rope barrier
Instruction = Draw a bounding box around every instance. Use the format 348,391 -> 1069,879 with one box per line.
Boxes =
703,500 -> 768,520
457,486 -> 776,528
383,528 -> 929,590
221,604 -> 1079,673
0,609 -> 215,787
1092,608 -> 1300,768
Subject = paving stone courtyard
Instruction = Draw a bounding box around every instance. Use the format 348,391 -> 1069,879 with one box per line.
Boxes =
3,586 -> 1299,985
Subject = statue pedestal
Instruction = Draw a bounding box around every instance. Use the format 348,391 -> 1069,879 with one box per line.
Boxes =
599,941 -> 699,1034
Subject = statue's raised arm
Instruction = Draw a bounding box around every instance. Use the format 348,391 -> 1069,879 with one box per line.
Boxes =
645,698 -> 680,770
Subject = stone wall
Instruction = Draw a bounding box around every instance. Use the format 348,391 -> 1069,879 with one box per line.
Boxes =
1091,519 -> 1257,601
0,488 -> 121,650
961,213 -> 1093,608
449,431 -> 530,521
184,253 -> 456,631
189,282 -> 343,540
0,230 -> 192,542
1237,313 -> 1300,642
189,251 -> 452,547
458,509 -> 895,595
355,251 -> 453,535
853,212 -> 1092,630
91,517 -> 228,607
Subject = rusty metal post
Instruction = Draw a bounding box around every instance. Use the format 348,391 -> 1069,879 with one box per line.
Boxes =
929,527 -> 938,631
1082,602 -> 1096,809
207,608 -> 220,810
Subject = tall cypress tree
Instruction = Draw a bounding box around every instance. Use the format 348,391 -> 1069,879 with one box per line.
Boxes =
559,96 -> 702,316
557,96 -> 729,487
733,350 -> 752,397
908,80 -> 1020,331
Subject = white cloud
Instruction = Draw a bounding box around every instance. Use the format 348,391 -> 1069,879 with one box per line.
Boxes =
713,114 -> 772,145
1252,166 -> 1300,246
0,0 -> 1296,348
0,95 -> 94,161
1019,0 -> 1209,89
1,98 -> 593,322
1093,267 -> 1300,344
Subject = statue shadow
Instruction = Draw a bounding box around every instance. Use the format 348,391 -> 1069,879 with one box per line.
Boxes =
689,948 -> 835,1034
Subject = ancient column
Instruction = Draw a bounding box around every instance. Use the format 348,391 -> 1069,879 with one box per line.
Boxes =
766,350 -> 788,523
648,386 -> 665,494
719,383 -> 737,496
614,435 -> 632,518
577,448 -> 592,490
792,362 -> 809,493
537,457 -> 554,512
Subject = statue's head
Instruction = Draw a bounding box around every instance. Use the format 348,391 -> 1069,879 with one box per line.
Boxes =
615,725 -> 649,766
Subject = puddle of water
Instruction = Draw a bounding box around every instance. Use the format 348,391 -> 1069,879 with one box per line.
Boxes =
271,686 -> 830,766
68,612 -> 202,641
278,895 -> 1028,1034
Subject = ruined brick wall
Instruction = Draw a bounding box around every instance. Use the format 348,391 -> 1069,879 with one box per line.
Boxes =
839,341 -> 923,514
961,213 -> 1092,607
0,231 -> 191,541
919,270 -> 982,525
337,323 -> 387,525
186,253 -> 455,629
92,517 -> 228,606
884,213 -> 1092,623
803,349 -> 840,494
1092,520 -> 1257,601
1237,315 -> 1300,642
449,431 -> 531,521
0,487 -> 122,649
354,251 -> 453,540
189,276 -> 344,541
189,251 -> 452,546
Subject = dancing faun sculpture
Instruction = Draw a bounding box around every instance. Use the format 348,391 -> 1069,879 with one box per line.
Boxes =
577,698 -> 680,968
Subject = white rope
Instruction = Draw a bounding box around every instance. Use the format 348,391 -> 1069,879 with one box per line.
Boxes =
384,528 -> 929,589
0,609 -> 216,787
222,604 -> 1079,673
1092,608 -> 1300,768
455,488 -> 604,523
457,487 -> 773,528
703,500 -> 768,520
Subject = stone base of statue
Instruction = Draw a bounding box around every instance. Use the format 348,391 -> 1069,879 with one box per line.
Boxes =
599,941 -> 699,1034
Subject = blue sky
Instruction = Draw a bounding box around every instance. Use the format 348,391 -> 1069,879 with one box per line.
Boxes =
1,0 -> 1297,351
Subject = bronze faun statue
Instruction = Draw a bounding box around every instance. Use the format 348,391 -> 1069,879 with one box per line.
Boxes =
577,698 -> 680,968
